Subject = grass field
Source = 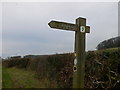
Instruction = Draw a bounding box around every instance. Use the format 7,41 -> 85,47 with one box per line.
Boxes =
2,67 -> 13,88
2,67 -> 57,88
94,47 -> 119,52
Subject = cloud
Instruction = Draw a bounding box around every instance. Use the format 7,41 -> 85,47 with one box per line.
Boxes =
2,2 -> 118,58
0,3 -> 2,57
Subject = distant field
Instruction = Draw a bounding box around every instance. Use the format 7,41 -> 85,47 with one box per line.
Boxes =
94,47 -> 119,52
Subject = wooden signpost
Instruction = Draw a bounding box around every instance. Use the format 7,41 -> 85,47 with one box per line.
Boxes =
48,17 -> 90,88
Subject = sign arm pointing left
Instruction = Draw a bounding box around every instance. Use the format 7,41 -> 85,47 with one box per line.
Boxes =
48,20 -> 90,33
48,20 -> 77,31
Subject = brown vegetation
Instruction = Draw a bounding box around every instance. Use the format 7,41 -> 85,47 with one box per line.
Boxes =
2,49 -> 120,88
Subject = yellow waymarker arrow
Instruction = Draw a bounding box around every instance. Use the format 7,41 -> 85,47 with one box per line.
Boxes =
74,53 -> 77,57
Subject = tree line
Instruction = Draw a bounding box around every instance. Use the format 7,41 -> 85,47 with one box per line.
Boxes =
96,36 -> 120,50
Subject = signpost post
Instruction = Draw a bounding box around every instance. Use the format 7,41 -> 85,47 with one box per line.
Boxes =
48,17 -> 90,88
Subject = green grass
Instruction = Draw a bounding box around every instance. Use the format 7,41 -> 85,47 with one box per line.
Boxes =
94,47 -> 119,53
2,67 -> 57,88
2,67 -> 13,88
0,65 -> 2,89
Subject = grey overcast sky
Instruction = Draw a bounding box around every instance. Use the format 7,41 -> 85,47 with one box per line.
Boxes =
2,2 -> 118,58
